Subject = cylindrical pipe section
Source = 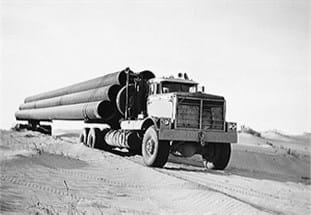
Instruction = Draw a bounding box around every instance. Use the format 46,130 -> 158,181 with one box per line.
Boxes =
15,100 -> 115,121
24,70 -> 129,103
104,129 -> 141,150
19,85 -> 121,110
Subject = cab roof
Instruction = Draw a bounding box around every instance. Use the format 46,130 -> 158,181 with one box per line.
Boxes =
149,77 -> 198,85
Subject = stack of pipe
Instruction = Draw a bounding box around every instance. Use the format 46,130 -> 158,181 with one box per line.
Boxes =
15,69 -> 130,123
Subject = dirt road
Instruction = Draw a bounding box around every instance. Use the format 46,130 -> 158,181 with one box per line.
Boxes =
0,129 -> 310,214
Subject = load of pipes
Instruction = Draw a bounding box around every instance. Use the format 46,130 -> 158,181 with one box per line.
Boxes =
15,68 -> 155,128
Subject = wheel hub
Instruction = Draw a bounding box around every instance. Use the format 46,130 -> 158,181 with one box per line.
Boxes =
146,139 -> 154,155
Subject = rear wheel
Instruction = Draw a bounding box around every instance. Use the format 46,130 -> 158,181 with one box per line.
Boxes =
202,143 -> 231,170
87,128 -> 102,149
142,126 -> 170,167
79,128 -> 90,146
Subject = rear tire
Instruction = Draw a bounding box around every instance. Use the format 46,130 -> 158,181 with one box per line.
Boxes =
79,128 -> 90,146
87,128 -> 102,149
142,126 -> 170,167
202,143 -> 231,170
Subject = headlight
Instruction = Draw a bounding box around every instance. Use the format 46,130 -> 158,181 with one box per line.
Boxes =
160,118 -> 171,128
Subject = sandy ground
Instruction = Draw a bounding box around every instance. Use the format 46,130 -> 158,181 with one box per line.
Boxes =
0,129 -> 310,214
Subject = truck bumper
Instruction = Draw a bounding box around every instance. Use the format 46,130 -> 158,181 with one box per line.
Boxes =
158,128 -> 237,144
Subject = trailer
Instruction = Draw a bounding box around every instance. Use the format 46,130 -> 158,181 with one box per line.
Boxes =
15,68 -> 237,169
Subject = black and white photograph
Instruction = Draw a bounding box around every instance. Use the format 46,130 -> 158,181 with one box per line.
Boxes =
0,0 -> 310,214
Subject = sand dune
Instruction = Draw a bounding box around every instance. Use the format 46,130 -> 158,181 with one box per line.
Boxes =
0,129 -> 310,214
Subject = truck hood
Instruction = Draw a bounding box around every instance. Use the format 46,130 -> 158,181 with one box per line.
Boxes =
171,92 -> 225,101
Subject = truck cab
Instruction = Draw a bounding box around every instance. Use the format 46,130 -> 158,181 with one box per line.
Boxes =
147,74 -> 236,132
145,74 -> 236,168
121,73 -> 237,169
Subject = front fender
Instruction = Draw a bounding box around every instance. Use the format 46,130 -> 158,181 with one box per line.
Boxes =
120,117 -> 159,130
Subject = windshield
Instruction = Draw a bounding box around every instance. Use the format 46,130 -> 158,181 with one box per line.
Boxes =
162,82 -> 197,93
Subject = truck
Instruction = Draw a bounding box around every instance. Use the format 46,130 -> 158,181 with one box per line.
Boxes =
15,68 -> 237,169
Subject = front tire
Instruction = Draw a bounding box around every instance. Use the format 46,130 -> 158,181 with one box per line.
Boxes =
202,143 -> 231,170
142,126 -> 170,167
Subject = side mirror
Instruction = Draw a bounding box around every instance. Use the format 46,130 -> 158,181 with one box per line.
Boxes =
198,86 -> 205,92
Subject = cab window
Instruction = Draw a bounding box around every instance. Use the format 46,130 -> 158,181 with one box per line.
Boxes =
161,82 -> 197,93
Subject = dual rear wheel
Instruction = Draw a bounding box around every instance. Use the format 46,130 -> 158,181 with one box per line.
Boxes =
79,127 -> 103,149
79,128 -> 90,146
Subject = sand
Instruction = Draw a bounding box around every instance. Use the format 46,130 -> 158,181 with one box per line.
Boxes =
0,129 -> 310,214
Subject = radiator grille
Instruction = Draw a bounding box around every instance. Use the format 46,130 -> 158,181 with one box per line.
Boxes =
176,98 -> 224,130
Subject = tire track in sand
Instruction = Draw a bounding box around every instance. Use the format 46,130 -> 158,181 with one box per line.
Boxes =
155,166 -> 309,215
126,154 -> 310,214
45,154 -> 270,214
121,158 -> 273,215
0,175 -> 155,215
57,168 -> 145,189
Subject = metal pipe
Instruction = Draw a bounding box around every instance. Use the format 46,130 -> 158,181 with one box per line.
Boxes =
19,85 -> 121,110
24,69 -> 129,103
15,100 -> 115,121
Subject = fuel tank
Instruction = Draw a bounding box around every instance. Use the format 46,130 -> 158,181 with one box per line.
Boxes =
104,129 -> 141,151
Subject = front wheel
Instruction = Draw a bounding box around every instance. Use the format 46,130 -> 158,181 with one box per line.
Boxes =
142,126 -> 170,167
202,143 -> 231,170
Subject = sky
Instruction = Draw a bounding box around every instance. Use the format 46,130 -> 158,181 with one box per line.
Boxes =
1,0 -> 310,134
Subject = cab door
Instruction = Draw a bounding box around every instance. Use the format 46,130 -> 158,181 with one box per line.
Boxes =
147,83 -> 175,119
